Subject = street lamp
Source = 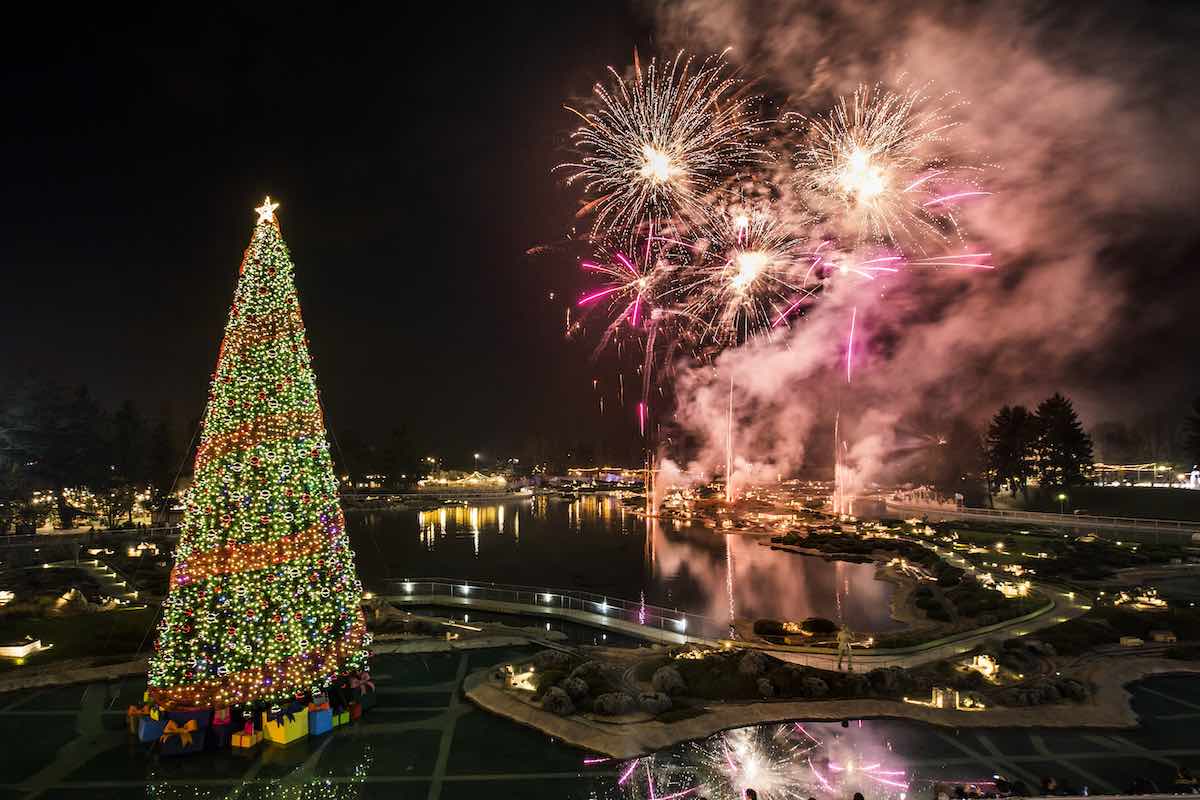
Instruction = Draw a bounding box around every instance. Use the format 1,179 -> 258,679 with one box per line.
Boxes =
1057,492 -> 1068,515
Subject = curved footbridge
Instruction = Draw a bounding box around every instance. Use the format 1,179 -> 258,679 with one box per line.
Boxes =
385,572 -> 1090,671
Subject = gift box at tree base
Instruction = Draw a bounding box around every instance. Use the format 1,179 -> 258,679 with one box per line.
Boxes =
159,710 -> 210,757
129,198 -> 373,756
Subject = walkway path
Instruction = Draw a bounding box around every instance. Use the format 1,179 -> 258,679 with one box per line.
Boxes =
387,565 -> 1092,671
885,501 -> 1200,542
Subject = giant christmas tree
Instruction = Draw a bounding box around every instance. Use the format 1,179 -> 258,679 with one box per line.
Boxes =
148,198 -> 369,710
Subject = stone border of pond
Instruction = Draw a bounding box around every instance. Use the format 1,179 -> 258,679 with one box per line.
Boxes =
463,657 -> 1200,760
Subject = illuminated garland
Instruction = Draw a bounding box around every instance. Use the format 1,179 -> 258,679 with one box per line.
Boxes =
148,200 -> 369,710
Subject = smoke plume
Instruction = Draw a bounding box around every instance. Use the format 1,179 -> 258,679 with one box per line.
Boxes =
650,0 -> 1200,492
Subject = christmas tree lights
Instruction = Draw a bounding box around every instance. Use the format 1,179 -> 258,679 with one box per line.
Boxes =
147,198 -> 369,709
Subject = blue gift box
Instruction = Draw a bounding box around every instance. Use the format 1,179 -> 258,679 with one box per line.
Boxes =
138,715 -> 167,743
158,721 -> 206,756
158,708 -> 212,756
308,705 -> 333,736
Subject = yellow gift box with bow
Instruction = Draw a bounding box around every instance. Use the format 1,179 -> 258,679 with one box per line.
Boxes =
232,729 -> 262,748
262,705 -> 308,745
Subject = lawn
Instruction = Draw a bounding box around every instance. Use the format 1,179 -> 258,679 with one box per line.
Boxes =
0,606 -> 158,672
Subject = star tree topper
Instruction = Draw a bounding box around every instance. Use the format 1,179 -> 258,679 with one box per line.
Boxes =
255,195 -> 280,224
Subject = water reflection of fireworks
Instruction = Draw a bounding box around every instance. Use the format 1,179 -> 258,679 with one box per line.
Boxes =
588,722 -> 911,800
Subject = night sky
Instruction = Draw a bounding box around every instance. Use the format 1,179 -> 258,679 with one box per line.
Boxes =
3,2 -> 1200,470
0,4 -> 655,465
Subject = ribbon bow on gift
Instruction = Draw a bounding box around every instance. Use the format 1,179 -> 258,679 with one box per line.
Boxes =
126,704 -> 150,721
267,707 -> 298,725
308,701 -> 331,712
349,671 -> 374,692
160,719 -> 199,748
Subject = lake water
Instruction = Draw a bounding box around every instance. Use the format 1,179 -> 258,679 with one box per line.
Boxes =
345,493 -> 900,632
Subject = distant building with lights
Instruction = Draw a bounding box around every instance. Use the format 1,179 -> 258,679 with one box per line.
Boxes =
417,470 -> 507,492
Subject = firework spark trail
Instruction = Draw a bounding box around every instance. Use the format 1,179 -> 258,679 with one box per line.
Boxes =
846,307 -> 857,384
795,84 -> 986,248
559,50 -> 768,238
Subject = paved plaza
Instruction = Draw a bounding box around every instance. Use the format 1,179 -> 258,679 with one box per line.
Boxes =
2,645 -> 1199,799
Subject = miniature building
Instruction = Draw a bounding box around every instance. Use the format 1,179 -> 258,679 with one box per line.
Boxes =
0,636 -> 48,659
969,653 -> 998,678
1149,630 -> 1177,643
931,686 -> 956,709
1119,636 -> 1145,648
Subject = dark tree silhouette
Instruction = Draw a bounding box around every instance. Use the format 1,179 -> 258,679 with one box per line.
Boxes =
986,405 -> 1036,499
1185,396 -> 1200,467
1034,393 -> 1094,488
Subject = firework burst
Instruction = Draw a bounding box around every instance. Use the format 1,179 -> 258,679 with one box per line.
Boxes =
577,240 -> 669,350
794,84 -> 988,248
560,50 -> 769,238
669,207 -> 809,346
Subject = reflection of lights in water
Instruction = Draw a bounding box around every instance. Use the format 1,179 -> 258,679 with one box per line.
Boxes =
148,744 -> 373,798
591,723 -> 910,800
725,536 -> 736,636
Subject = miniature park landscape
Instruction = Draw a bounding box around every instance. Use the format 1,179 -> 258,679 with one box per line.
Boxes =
3,493 -> 1199,761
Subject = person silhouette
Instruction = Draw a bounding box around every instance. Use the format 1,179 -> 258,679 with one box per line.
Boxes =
837,624 -> 854,672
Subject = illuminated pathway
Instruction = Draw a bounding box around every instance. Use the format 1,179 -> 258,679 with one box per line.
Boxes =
385,569 -> 1092,671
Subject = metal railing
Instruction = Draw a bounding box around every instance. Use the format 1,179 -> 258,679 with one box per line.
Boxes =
385,576 -> 731,641
0,525 -> 180,548
383,569 -> 1064,669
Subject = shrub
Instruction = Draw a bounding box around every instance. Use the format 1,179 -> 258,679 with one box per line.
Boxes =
800,677 -> 829,698
637,691 -> 673,714
757,678 -> 776,699
532,669 -> 566,699
560,676 -> 588,701
569,661 -> 625,695
1166,644 -> 1200,661
801,617 -> 838,635
925,603 -> 952,622
541,687 -> 575,716
867,667 -> 910,696
532,650 -> 577,671
633,655 -> 672,682
739,650 -> 770,677
753,619 -> 786,637
651,665 -> 687,696
593,692 -> 635,715
767,664 -> 809,697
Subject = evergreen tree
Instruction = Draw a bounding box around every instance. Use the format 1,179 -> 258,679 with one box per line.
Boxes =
986,405 -> 1036,498
1184,396 -> 1200,466
1034,393 -> 1094,488
148,199 -> 368,709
